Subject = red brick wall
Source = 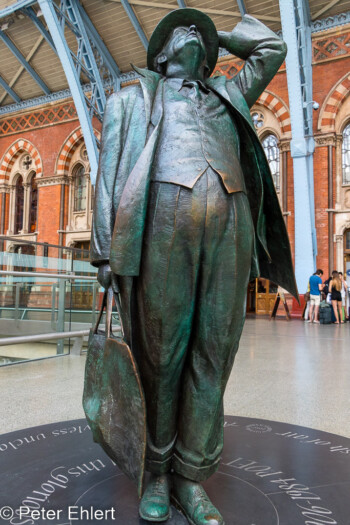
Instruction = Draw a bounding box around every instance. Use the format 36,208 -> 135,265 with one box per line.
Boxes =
37,184 -> 62,246
314,145 -> 329,276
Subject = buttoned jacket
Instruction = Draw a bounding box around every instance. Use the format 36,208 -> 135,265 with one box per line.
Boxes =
91,15 -> 298,309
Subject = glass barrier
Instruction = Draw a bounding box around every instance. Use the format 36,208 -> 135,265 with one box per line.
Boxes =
0,236 -> 119,366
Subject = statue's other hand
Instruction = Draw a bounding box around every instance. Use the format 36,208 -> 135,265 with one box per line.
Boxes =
97,263 -> 112,290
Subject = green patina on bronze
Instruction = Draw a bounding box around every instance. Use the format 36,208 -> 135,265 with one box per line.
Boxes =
85,8 -> 298,525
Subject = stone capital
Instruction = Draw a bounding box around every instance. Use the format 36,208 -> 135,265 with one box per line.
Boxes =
279,140 -> 291,152
314,133 -> 337,147
36,175 -> 69,187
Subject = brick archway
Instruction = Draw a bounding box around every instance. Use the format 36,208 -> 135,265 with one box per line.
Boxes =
256,91 -> 291,134
318,73 -> 350,131
0,139 -> 43,183
56,128 -> 101,176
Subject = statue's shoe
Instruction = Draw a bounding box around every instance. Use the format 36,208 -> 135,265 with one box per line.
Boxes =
139,474 -> 170,522
171,474 -> 224,525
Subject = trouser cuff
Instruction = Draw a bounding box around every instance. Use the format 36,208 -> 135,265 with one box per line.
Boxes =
172,453 -> 221,482
145,433 -> 176,474
146,456 -> 172,474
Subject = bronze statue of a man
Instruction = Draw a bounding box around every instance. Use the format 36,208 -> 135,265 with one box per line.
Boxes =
90,8 -> 297,525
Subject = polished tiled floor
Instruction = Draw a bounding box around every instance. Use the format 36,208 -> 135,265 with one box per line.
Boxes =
1,318 -> 349,437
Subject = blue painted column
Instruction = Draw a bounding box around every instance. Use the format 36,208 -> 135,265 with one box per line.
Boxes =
279,0 -> 316,292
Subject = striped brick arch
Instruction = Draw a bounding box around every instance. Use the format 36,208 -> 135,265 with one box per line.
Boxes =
56,128 -> 101,176
318,73 -> 350,131
256,91 -> 291,133
0,139 -> 42,183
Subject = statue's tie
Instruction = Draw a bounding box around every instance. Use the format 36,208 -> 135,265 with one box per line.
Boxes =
181,80 -> 202,103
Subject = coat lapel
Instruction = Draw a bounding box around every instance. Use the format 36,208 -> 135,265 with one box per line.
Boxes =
110,78 -> 164,276
206,76 -> 256,134
132,66 -> 162,128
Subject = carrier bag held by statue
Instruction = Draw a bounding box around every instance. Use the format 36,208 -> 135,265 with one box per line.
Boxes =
83,286 -> 146,497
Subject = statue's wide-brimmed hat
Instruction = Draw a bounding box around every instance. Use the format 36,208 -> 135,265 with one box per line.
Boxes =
147,8 -> 219,75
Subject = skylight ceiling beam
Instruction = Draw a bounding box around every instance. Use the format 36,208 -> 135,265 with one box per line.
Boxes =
177,0 -> 186,8
0,34 -> 44,105
106,0 -> 278,22
0,75 -> 21,102
313,0 -> 342,20
120,0 -> 148,49
0,29 -> 50,94
21,6 -> 57,53
0,0 -> 35,19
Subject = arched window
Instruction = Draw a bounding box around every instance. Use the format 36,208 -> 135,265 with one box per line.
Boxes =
262,134 -> 280,191
14,175 -> 24,234
342,123 -> 350,185
73,163 -> 87,211
29,172 -> 38,232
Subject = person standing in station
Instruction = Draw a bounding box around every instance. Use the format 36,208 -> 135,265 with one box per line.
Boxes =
339,272 -> 348,322
307,269 -> 324,323
330,271 -> 343,324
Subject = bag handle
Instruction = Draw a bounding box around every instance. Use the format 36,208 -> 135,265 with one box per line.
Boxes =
93,286 -> 124,339
93,287 -> 113,337
114,290 -> 125,339
105,286 -> 114,338
93,289 -> 107,335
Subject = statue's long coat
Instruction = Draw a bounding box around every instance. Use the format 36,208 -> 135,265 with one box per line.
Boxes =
91,16 -> 298,338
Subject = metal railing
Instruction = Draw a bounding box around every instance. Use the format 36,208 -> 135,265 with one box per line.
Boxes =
0,267 -> 112,365
0,270 -> 96,280
0,330 -> 90,346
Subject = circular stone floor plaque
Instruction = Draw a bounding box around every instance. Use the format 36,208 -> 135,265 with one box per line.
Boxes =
0,416 -> 349,524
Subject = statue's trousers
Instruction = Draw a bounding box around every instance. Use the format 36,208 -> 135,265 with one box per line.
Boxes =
132,167 -> 254,482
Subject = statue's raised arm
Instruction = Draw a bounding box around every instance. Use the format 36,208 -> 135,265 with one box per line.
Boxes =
218,15 -> 287,107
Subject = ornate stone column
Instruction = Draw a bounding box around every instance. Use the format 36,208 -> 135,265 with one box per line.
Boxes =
335,234 -> 344,273
280,140 -> 291,226
0,185 -> 9,235
22,182 -> 31,234
7,185 -> 16,235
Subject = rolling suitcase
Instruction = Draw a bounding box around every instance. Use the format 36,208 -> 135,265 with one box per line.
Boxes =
319,301 -> 332,324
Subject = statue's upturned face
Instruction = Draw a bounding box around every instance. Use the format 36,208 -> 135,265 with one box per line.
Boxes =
163,25 -> 207,63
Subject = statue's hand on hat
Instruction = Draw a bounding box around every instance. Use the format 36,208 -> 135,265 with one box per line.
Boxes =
218,16 -> 287,61
217,27 -> 248,59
